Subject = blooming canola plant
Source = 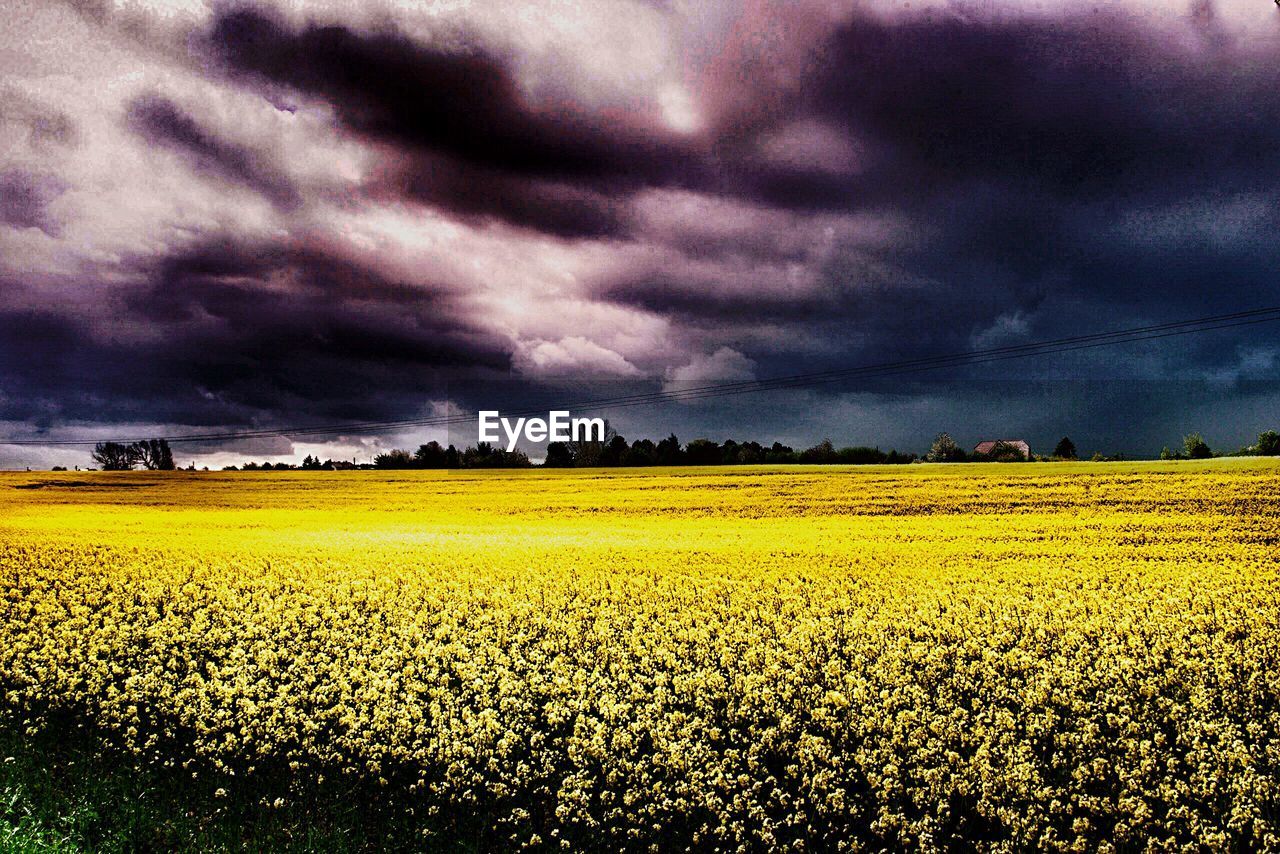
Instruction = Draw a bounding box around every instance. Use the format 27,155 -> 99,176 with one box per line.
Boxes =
1,460 -> 1279,850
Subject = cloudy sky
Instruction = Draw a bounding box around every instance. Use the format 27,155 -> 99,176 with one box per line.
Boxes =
2,0 -> 1278,467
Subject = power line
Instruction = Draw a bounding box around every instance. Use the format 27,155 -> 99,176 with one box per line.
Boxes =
5,306 -> 1280,446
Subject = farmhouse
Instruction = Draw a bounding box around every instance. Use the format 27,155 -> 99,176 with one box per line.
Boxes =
973,439 -> 1031,460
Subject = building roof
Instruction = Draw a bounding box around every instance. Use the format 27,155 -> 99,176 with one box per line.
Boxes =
973,439 -> 1031,456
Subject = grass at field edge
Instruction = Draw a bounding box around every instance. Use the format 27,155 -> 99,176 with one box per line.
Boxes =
0,720 -> 473,853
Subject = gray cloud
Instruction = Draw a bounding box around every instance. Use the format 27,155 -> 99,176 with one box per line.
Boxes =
1,90 -> 79,149
125,93 -> 302,210
0,169 -> 67,236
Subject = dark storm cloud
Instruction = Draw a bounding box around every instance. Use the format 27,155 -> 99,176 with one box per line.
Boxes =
125,93 -> 302,209
384,158 -> 630,239
194,6 -> 733,236
201,8 -> 701,180
812,14 -> 1280,201
194,5 -> 870,234
0,169 -> 67,236
798,10 -> 1280,278
599,8 -> 1280,381
0,241 -> 512,430
800,10 -> 1280,311
135,241 -> 466,313
125,241 -> 513,400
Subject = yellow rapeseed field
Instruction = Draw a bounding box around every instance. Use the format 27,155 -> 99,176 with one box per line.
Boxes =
1,459 -> 1279,851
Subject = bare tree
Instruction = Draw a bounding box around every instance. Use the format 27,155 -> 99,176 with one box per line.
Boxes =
567,419 -> 617,467
91,442 -> 135,471
132,439 -> 175,470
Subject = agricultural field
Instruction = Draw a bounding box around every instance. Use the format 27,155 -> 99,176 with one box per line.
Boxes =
1,459 -> 1279,851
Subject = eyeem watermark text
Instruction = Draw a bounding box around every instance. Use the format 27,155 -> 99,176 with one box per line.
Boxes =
478,411 -> 605,452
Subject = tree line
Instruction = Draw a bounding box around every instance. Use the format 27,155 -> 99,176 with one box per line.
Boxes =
544,433 -> 918,467
1159,430 -> 1280,461
87,428 -> 1280,472
371,441 -> 532,469
356,428 -> 919,470
225,442 -> 534,471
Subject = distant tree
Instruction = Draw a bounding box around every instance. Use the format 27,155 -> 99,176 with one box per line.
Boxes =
655,434 -> 683,465
222,465 -> 239,471
1052,437 -> 1077,460
599,434 -> 629,466
444,445 -> 461,468
1183,433 -> 1212,459
884,450 -> 917,465
1159,446 -> 1181,461
373,449 -> 414,469
764,442 -> 797,464
926,433 -> 966,463
568,420 -> 616,467
1258,430 -> 1280,456
685,438 -> 723,466
129,439 -> 175,470
625,439 -> 656,466
91,441 -> 135,471
737,441 -> 764,464
837,446 -> 887,465
461,442 -> 531,468
799,439 -> 838,464
543,442 -> 574,467
414,441 -> 448,468
462,442 -> 495,467
51,466 -> 67,472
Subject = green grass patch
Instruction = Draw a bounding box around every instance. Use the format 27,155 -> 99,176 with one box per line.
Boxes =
0,720 -> 467,852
